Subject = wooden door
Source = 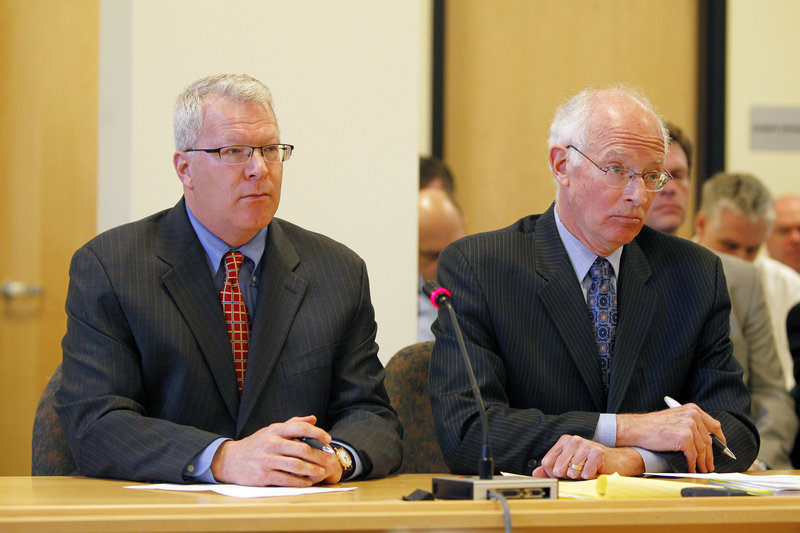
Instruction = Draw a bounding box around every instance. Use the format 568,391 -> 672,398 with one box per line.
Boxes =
0,0 -> 98,475
444,0 -> 700,237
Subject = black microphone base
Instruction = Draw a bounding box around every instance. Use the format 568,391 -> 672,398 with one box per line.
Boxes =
432,476 -> 558,500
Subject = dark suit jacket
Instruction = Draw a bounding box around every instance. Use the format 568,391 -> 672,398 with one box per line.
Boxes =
429,205 -> 758,475
55,199 -> 402,483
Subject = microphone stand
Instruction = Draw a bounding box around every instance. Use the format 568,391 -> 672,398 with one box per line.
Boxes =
424,281 -> 557,500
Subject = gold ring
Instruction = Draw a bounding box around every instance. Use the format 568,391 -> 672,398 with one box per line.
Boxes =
569,463 -> 584,471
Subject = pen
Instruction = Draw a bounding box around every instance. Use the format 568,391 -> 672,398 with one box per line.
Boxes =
680,487 -> 749,497
663,396 -> 737,460
299,437 -> 335,454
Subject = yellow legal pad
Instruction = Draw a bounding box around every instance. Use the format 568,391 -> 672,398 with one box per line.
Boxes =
559,472 -> 702,499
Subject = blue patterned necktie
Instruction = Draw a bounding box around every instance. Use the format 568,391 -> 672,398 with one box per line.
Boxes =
587,257 -> 617,390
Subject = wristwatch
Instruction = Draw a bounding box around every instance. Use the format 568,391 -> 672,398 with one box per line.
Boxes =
331,444 -> 355,477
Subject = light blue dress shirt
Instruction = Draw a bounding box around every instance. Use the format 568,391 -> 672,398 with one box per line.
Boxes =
553,206 -> 668,473
182,205 -> 362,482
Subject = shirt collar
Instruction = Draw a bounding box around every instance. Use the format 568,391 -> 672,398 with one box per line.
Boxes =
185,203 -> 268,274
553,205 -> 622,283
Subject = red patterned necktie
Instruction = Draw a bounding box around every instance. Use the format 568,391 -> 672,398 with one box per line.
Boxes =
220,251 -> 250,393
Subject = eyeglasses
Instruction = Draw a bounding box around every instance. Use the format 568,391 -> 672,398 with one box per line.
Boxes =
567,145 -> 672,192
185,144 -> 294,165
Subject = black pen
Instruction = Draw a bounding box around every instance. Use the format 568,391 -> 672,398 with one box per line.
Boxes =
681,487 -> 749,497
299,436 -> 335,454
663,396 -> 737,460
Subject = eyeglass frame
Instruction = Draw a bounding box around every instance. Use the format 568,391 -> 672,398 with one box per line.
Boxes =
566,145 -> 672,192
184,143 -> 294,165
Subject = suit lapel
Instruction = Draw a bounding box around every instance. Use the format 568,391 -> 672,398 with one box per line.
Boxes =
157,200 -> 240,420
237,219 -> 308,432
606,238 -> 657,413
535,206 -> 606,411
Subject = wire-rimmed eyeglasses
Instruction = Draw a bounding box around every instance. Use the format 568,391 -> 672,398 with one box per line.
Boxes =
567,145 -> 672,192
185,144 -> 294,165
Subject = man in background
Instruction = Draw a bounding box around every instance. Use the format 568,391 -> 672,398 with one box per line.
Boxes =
56,74 -> 402,486
430,86 -> 757,480
766,195 -> 800,274
643,121 -> 692,235
418,187 -> 466,341
695,173 -> 800,395
420,155 -> 456,196
646,131 -> 795,469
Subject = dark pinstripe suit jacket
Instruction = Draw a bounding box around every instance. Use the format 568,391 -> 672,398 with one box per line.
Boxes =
55,199 -> 401,483
429,205 -> 758,475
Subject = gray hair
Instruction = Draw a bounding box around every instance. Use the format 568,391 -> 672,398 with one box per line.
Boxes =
173,74 -> 278,150
699,172 -> 775,227
548,85 -> 669,167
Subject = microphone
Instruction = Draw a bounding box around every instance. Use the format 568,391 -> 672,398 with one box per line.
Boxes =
423,280 -> 493,479
424,280 -> 557,500
425,282 -> 452,309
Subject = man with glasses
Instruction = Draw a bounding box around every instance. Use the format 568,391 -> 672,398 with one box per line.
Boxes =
56,74 -> 401,486
429,86 -> 758,480
643,121 -> 692,236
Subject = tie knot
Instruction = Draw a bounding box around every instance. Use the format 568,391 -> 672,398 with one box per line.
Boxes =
590,257 -> 612,282
223,251 -> 245,281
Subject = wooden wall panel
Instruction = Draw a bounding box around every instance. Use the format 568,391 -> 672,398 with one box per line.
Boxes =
444,0 -> 699,237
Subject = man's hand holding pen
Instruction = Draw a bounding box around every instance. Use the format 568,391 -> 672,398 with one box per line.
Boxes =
532,400 -> 732,480
615,401 -> 728,474
210,415 -> 343,486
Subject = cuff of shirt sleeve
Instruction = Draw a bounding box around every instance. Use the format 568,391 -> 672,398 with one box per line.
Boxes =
332,439 -> 363,480
593,413 -> 617,447
184,437 -> 230,483
633,447 -> 671,473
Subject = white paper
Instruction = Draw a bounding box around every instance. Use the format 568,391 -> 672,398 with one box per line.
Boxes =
645,472 -> 800,491
125,483 -> 357,498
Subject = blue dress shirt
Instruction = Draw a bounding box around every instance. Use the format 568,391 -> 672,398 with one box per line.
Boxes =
553,205 -> 668,473
182,205 -> 361,482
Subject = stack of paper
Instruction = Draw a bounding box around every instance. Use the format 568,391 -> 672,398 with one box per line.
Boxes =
646,472 -> 800,496
558,472 -> 702,499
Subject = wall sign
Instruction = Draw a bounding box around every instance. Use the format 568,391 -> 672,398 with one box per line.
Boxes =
751,107 -> 800,150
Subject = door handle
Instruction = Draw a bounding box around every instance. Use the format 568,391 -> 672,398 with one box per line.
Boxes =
2,280 -> 44,299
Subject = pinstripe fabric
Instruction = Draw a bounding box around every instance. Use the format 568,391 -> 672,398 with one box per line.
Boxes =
429,204 -> 759,475
54,199 -> 401,483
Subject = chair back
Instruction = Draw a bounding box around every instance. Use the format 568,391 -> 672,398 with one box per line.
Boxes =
384,341 -> 448,473
31,364 -> 77,475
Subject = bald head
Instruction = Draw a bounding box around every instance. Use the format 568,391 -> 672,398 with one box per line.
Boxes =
548,86 -> 667,256
419,189 -> 466,282
766,195 -> 800,272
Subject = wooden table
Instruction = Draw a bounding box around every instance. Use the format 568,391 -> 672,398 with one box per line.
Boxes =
2,473 -> 800,532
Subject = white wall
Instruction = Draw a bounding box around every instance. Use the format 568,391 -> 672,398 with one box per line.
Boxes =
418,0 -> 433,156
97,0 -> 420,363
727,0 -> 800,198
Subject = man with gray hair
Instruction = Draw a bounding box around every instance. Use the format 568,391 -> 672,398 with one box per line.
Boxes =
430,86 -> 757,480
56,74 -> 402,486
695,172 -> 800,394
